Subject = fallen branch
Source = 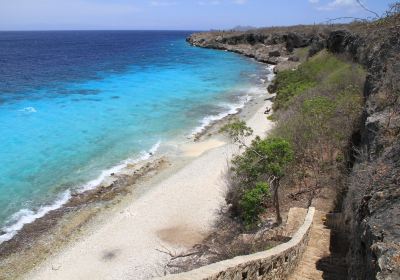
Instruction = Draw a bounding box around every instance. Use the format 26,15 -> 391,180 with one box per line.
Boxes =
155,244 -> 203,261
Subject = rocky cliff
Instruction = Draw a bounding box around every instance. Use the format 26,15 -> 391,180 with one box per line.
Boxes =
186,26 -> 332,69
187,21 -> 400,280
326,27 -> 400,280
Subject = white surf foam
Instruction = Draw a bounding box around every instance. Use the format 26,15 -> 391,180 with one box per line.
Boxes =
189,65 -> 276,139
19,106 -> 37,113
190,86 -> 265,138
266,65 -> 276,82
0,141 -> 162,244
78,140 -> 162,192
0,190 -> 71,244
190,96 -> 248,137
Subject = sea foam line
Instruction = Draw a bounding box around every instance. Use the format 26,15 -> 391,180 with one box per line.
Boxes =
266,65 -> 276,82
190,86 -> 265,138
0,190 -> 71,244
19,106 -> 37,113
190,95 -> 251,137
78,140 -> 161,193
0,141 -> 161,244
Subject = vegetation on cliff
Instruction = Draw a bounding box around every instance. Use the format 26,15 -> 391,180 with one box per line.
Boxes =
273,51 -> 365,193
222,50 -> 365,230
273,50 -> 363,110
171,5 -> 400,277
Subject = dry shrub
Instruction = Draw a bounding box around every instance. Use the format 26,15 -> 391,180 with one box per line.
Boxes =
273,51 -> 366,195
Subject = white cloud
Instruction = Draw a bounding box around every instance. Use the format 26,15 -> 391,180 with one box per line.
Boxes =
150,1 -> 177,7
317,0 -> 359,11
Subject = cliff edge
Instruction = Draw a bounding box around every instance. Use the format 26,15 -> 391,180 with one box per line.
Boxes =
187,20 -> 400,280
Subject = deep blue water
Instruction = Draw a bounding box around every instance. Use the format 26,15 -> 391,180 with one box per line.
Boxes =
0,31 -> 266,242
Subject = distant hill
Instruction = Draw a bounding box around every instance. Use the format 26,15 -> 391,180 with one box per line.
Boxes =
230,25 -> 257,31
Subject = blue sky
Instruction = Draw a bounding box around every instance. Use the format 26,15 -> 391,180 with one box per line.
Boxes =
0,0 -> 394,30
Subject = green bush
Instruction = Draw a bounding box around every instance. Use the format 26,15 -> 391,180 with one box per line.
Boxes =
273,51 -> 355,110
230,137 -> 293,225
220,119 -> 253,147
240,182 -> 270,227
231,137 -> 294,186
273,69 -> 316,110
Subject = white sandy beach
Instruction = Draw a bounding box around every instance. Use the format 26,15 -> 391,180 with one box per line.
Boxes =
25,96 -> 275,280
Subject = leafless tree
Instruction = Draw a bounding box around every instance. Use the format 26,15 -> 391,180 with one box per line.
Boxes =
356,0 -> 380,18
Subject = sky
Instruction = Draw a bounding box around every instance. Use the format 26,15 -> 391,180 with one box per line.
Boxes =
0,0 -> 394,31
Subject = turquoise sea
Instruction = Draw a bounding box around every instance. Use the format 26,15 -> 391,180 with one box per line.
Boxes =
0,31 -> 269,242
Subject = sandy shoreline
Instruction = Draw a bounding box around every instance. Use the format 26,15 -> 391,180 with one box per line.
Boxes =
18,87 -> 275,279
0,90 -> 272,280
0,59 -> 276,279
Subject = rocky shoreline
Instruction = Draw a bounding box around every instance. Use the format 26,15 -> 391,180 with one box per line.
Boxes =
0,157 -> 169,278
186,27 -> 326,72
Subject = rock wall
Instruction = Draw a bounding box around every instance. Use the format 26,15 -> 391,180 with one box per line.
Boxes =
325,28 -> 400,280
159,208 -> 315,280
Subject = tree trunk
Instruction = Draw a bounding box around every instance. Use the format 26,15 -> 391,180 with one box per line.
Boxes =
273,181 -> 282,224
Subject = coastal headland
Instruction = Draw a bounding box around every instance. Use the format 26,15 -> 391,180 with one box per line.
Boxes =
1,19 -> 399,280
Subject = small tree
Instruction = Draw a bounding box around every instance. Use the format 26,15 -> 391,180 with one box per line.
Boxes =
220,119 -> 253,149
240,182 -> 270,228
251,137 -> 293,224
221,120 -> 293,225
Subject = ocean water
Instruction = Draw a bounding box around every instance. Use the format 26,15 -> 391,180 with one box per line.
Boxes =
0,31 -> 268,242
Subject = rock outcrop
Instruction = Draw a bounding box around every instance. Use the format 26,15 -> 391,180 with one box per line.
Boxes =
186,29 -> 327,67
187,21 -> 400,280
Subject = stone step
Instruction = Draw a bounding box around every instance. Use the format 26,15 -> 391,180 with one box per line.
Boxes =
288,210 -> 347,280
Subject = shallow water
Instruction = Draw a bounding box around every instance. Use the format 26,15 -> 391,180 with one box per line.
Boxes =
0,31 -> 268,242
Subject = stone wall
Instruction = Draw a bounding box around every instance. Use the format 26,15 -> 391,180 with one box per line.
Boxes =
159,207 -> 315,280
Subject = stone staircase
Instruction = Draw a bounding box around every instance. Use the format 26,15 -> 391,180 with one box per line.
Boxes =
159,208 -> 348,280
288,210 -> 348,280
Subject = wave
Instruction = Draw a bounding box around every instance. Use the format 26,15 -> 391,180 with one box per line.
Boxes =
189,66 -> 275,139
0,141 -> 161,244
190,86 -> 265,137
190,97 -> 248,137
266,65 -> 276,83
78,140 -> 161,192
0,190 -> 71,244
19,106 -> 37,113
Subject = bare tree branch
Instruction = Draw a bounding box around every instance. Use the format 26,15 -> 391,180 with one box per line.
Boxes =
356,0 -> 380,19
157,243 -> 202,259
324,1 -> 381,24
324,16 -> 369,24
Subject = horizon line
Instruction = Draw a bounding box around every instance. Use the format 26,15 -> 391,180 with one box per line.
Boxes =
0,29 -> 206,32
